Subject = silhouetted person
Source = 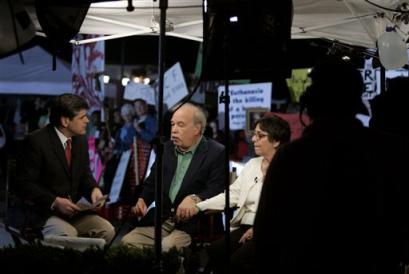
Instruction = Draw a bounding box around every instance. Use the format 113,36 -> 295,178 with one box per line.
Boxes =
370,76 -> 409,139
254,58 -> 409,274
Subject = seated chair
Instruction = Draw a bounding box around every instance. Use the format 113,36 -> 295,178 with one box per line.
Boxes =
4,158 -> 107,251
184,170 -> 239,273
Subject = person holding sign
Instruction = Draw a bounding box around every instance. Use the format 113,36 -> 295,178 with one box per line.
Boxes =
121,103 -> 225,251
133,98 -> 157,144
16,94 -> 114,244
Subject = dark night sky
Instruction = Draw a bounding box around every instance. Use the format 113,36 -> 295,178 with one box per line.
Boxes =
105,35 -> 201,73
7,35 -> 366,75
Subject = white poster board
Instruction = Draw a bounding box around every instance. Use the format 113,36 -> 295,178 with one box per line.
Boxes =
360,68 -> 381,101
107,149 -> 131,204
144,149 -> 156,180
218,82 -> 272,130
164,62 -> 189,108
123,82 -> 155,105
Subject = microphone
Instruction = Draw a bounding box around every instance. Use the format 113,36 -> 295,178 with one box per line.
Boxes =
254,177 -> 258,184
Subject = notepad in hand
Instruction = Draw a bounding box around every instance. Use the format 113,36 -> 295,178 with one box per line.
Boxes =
76,195 -> 108,211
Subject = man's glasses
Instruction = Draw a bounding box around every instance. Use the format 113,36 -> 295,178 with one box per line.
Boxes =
250,131 -> 269,140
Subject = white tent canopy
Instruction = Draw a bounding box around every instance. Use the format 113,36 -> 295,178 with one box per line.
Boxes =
21,0 -> 409,49
0,46 -> 72,95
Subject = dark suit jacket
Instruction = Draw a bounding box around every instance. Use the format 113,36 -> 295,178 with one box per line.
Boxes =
254,118 -> 409,274
139,137 -> 225,234
16,124 -> 97,226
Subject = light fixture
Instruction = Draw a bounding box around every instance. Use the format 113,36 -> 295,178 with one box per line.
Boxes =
122,77 -> 130,86
378,26 -> 408,69
103,75 -> 110,84
132,75 -> 150,85
133,76 -> 141,83
229,16 -> 238,23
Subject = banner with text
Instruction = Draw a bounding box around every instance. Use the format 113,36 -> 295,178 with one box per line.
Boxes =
218,82 -> 272,130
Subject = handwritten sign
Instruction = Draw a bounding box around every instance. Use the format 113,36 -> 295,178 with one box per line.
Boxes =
164,62 -> 189,108
218,82 -> 272,130
123,82 -> 155,105
360,68 -> 380,100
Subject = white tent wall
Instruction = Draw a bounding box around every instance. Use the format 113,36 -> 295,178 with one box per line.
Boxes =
0,46 -> 72,95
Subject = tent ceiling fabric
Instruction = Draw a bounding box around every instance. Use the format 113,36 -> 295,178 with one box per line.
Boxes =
22,0 -> 409,49
0,46 -> 72,95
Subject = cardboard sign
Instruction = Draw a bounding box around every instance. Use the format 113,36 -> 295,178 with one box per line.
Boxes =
360,68 -> 380,100
218,82 -> 272,130
164,62 -> 189,108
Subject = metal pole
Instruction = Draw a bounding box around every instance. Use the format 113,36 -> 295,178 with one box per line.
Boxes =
222,23 -> 231,274
153,0 -> 167,271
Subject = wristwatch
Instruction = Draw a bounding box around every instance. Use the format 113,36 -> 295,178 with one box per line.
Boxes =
190,194 -> 202,203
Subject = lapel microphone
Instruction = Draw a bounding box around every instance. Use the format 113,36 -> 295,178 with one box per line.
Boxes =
254,177 -> 258,184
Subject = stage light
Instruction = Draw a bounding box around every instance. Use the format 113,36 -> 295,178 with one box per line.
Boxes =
229,16 -> 238,23
103,75 -> 110,84
122,77 -> 130,86
143,77 -> 151,85
202,0 -> 293,80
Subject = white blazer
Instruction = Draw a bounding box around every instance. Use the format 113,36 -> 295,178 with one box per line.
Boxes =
197,157 -> 264,230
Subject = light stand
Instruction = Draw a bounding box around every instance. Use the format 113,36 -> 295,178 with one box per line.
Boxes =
153,0 -> 167,271
219,24 -> 232,274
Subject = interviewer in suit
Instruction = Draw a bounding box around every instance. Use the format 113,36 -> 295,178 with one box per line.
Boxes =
189,115 -> 291,274
121,102 -> 225,251
16,94 -> 115,243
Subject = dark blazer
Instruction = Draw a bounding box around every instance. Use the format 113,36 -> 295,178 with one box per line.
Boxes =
254,119 -> 409,274
16,124 -> 97,226
139,137 -> 225,234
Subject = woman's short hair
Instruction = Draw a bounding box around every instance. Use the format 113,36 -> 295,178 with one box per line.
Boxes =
120,103 -> 135,120
255,115 -> 291,145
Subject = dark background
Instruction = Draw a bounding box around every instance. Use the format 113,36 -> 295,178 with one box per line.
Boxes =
6,35 -> 367,74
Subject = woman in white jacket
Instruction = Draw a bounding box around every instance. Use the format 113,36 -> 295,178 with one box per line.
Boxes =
191,115 -> 291,274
